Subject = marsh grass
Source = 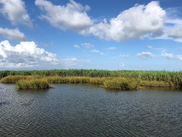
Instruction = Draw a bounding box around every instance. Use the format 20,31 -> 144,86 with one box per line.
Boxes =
139,80 -> 173,87
90,77 -> 105,84
1,74 -> 181,90
68,77 -> 84,83
0,69 -> 182,87
0,75 -> 43,83
104,78 -> 138,90
0,75 -> 27,83
17,79 -> 50,89
47,77 -> 69,84
47,77 -> 90,84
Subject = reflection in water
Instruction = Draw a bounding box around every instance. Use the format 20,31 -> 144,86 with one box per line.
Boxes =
0,83 -> 182,137
17,88 -> 49,94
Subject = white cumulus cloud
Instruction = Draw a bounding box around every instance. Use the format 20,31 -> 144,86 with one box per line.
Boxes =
156,8 -> 182,42
35,0 -> 93,32
161,51 -> 174,59
0,40 -> 58,68
160,51 -> 182,61
0,0 -> 33,28
0,28 -> 26,41
137,52 -> 156,59
86,1 -> 166,41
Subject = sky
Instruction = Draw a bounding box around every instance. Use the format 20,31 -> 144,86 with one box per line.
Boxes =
0,0 -> 182,71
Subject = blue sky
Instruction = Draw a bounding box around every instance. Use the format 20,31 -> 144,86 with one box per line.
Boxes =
0,0 -> 182,70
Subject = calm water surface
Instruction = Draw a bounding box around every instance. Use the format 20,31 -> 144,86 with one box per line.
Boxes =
0,83 -> 182,137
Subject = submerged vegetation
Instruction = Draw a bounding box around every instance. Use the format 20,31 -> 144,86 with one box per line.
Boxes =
0,69 -> 182,89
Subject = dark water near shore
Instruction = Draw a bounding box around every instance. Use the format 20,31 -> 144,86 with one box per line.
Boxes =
1,83 -> 182,137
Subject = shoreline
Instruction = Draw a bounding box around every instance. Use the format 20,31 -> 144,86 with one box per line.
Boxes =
0,75 -> 181,90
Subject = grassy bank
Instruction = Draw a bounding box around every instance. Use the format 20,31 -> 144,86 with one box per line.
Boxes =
1,74 -> 181,90
0,75 -> 42,83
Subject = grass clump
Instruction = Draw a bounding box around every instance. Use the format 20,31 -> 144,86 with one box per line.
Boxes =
17,79 -> 50,89
104,78 -> 138,90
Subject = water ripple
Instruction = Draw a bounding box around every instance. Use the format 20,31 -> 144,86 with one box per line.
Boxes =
1,83 -> 182,136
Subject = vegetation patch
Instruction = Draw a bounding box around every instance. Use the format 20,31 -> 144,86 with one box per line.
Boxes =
1,75 -> 28,83
47,77 -> 90,84
0,75 -> 42,83
139,80 -> 172,87
16,79 -> 50,89
90,77 -> 105,84
0,69 -> 182,90
104,78 -> 138,90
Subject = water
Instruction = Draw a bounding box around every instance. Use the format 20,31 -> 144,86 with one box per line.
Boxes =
0,83 -> 182,137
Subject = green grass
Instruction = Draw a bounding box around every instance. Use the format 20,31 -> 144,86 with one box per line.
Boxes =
0,75 -> 43,83
139,80 -> 177,87
90,77 -> 105,84
1,69 -> 182,87
0,75 -> 26,83
47,77 -> 90,84
16,79 -> 50,89
47,77 -> 69,84
0,74 -> 181,90
104,78 -> 138,90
